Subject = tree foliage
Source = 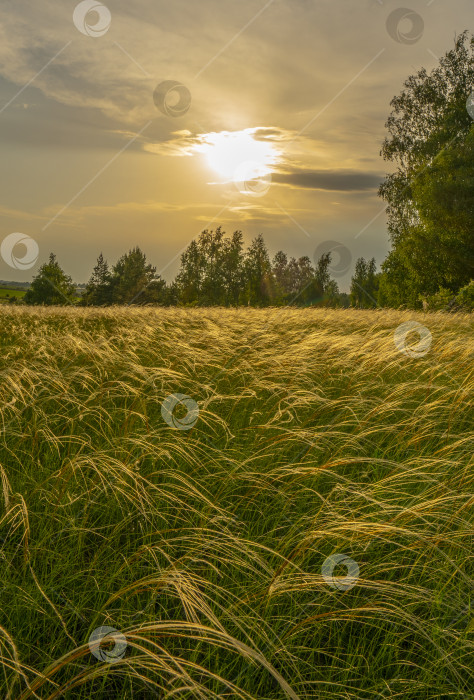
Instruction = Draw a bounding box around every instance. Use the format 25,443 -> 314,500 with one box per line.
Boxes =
174,229 -> 341,307
351,258 -> 379,308
410,129 -> 474,291
24,236 -> 351,309
82,248 -> 167,306
174,227 -> 245,306
82,253 -> 112,306
24,253 -> 76,306
379,32 -> 474,306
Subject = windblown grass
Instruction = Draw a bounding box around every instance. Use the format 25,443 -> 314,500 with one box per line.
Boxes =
0,306 -> 472,699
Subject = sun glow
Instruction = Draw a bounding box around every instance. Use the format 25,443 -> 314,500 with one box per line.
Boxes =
196,129 -> 278,181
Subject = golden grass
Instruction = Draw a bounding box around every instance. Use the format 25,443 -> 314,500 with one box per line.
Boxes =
0,306 -> 472,699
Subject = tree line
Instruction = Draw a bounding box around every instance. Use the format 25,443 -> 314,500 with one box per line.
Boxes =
21,220 -> 472,310
23,231 -> 354,308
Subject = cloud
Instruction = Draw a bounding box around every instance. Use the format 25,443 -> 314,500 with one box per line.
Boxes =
143,130 -> 201,156
273,168 -> 383,192
39,200 -> 215,227
0,205 -> 43,222
253,127 -> 296,142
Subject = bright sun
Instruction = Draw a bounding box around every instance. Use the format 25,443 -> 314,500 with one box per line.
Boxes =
196,129 -> 278,181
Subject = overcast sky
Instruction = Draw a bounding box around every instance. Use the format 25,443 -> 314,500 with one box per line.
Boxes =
0,0 -> 472,288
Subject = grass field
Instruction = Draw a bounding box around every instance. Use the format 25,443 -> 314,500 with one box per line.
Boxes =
0,287 -> 26,303
0,306 -> 472,699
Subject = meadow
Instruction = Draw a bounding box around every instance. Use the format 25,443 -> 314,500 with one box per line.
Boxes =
0,306 -> 472,699
0,287 -> 26,304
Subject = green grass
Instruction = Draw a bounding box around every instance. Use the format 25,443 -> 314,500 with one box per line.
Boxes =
0,287 -> 26,303
0,306 -> 472,699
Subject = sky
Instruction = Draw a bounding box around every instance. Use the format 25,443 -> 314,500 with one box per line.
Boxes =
0,0 -> 472,289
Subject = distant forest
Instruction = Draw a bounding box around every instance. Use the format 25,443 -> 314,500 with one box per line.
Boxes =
25,235 -> 357,308
21,229 -> 472,310
21,33 -> 474,311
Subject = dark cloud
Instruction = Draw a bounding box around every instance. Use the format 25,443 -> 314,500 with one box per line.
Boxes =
273,168 -> 383,192
253,127 -> 294,142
